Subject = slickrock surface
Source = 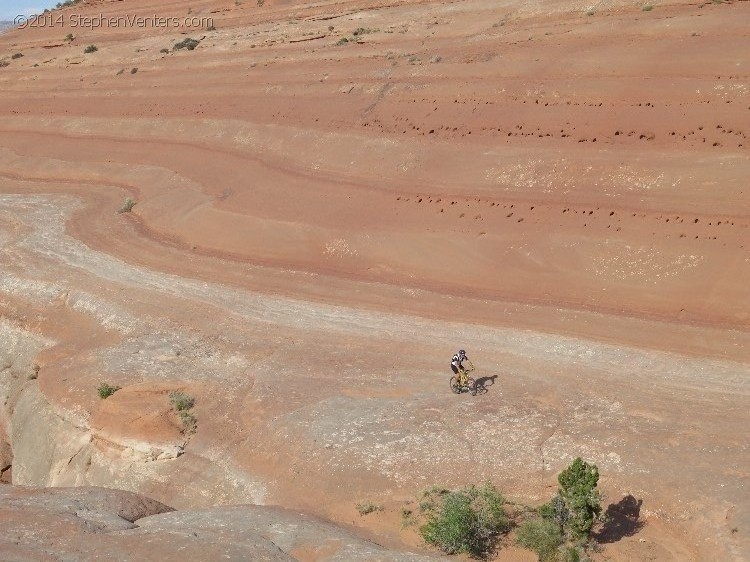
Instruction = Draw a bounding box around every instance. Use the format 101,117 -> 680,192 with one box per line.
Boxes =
0,0 -> 748,559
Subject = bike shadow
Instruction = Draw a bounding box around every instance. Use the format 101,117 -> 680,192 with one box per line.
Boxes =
474,374 -> 498,394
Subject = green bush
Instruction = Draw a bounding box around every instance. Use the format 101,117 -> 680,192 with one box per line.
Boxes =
84,45 -> 98,54
516,518 -> 564,562
560,546 -> 581,562
419,482 -> 510,556
179,410 -> 197,434
557,458 -> 601,540
117,197 -> 136,213
356,501 -> 382,515
168,391 -> 195,411
97,382 -> 121,399
539,493 -> 569,530
642,4 -> 653,10
173,38 -> 200,51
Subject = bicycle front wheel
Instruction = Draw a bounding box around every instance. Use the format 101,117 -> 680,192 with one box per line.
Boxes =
449,376 -> 461,394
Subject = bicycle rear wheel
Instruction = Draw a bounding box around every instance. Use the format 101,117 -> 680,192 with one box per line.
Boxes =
449,376 -> 461,394
467,377 -> 477,396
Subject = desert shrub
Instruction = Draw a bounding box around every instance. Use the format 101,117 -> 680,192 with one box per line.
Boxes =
173,38 -> 200,51
11,53 -> 23,59
560,545 -> 581,562
0,61 -> 9,68
97,382 -> 121,399
516,518 -> 564,562
168,391 -> 195,411
84,45 -> 98,54
65,33 -> 74,42
335,37 -> 349,46
642,4 -> 653,10
419,482 -> 510,556
117,197 -> 136,213
130,67 -> 138,74
179,410 -> 197,433
356,501 -> 382,515
539,493 -> 569,530
160,48 -> 170,53
169,391 -> 197,433
401,507 -> 416,528
557,458 -> 601,541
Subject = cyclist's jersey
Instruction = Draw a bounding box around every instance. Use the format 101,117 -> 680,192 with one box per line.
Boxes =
451,353 -> 466,369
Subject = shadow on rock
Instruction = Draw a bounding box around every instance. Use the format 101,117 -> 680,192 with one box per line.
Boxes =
594,494 -> 645,543
474,374 -> 497,394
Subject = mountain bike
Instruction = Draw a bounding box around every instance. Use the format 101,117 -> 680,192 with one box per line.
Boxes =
450,365 -> 477,396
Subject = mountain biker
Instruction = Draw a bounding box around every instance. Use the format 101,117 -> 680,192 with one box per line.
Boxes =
451,349 -> 473,386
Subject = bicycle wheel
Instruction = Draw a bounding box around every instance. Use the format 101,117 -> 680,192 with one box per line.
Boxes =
467,377 -> 477,396
449,376 -> 461,394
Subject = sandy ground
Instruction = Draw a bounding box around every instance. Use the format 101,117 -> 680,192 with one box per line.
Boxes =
0,0 -> 748,559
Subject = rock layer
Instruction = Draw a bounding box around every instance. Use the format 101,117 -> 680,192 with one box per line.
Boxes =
0,0 -> 748,560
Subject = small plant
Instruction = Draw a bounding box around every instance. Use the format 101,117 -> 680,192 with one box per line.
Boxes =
29,364 -> 40,380
516,518 -> 564,562
0,60 -> 9,68
84,45 -> 98,54
401,507 -> 415,528
418,482 -> 510,556
642,4 -> 654,10
328,25 -> 334,31
335,37 -> 349,46
97,382 -> 121,399
173,38 -> 200,51
169,391 -> 197,434
356,501 -> 383,516
130,67 -> 138,74
65,33 -> 74,42
160,48 -> 170,53
586,9 -> 595,15
257,0 -> 265,6
117,197 -> 136,213
179,410 -> 197,433
168,391 -> 195,411
352,27 -> 378,36
11,53 -> 24,60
